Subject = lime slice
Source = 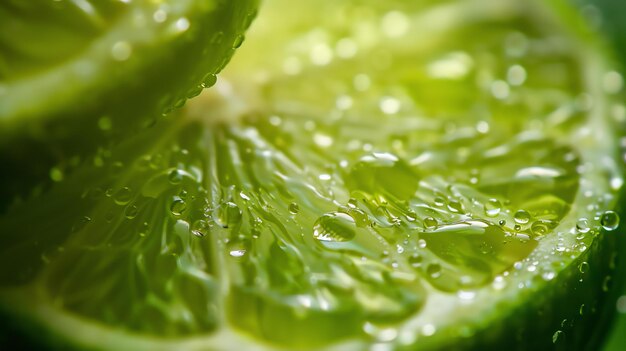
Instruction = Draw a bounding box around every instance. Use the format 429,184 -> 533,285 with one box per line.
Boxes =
0,0 -> 624,350
0,0 -> 258,147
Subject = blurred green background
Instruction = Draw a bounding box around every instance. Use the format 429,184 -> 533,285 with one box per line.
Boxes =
585,0 -> 626,350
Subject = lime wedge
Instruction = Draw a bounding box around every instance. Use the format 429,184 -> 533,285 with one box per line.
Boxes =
0,0 -> 625,350
0,0 -> 258,146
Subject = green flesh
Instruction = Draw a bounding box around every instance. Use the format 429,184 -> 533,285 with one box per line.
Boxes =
0,0 -> 624,350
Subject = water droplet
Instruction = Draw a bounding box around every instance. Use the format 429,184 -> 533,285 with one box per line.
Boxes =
447,199 -> 464,213
514,210 -> 531,224
426,263 -> 442,278
409,253 -> 423,268
288,202 -> 300,214
187,85 -> 204,98
191,220 -> 210,237
232,34 -> 245,48
600,211 -> 619,231
530,220 -> 550,236
202,73 -> 217,88
423,217 -> 438,230
168,169 -> 183,184
170,199 -> 187,217
418,239 -> 427,249
114,187 -> 132,205
124,204 -> 138,219
576,218 -> 590,233
313,212 -> 356,242
213,202 -> 242,228
484,199 -> 501,217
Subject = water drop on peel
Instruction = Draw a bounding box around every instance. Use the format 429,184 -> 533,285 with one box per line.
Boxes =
600,211 -> 619,231
170,199 -> 187,217
124,204 -> 138,219
434,197 -> 445,207
576,218 -> 590,233
202,73 -> 218,88
288,202 -> 300,214
168,169 -> 183,184
114,187 -> 132,205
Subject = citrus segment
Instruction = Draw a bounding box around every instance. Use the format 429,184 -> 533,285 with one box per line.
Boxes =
0,0 -> 624,350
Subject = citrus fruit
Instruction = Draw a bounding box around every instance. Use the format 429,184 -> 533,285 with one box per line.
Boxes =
1,0 -> 625,350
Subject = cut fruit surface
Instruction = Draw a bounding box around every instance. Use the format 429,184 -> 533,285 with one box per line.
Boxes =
0,0 -> 625,350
